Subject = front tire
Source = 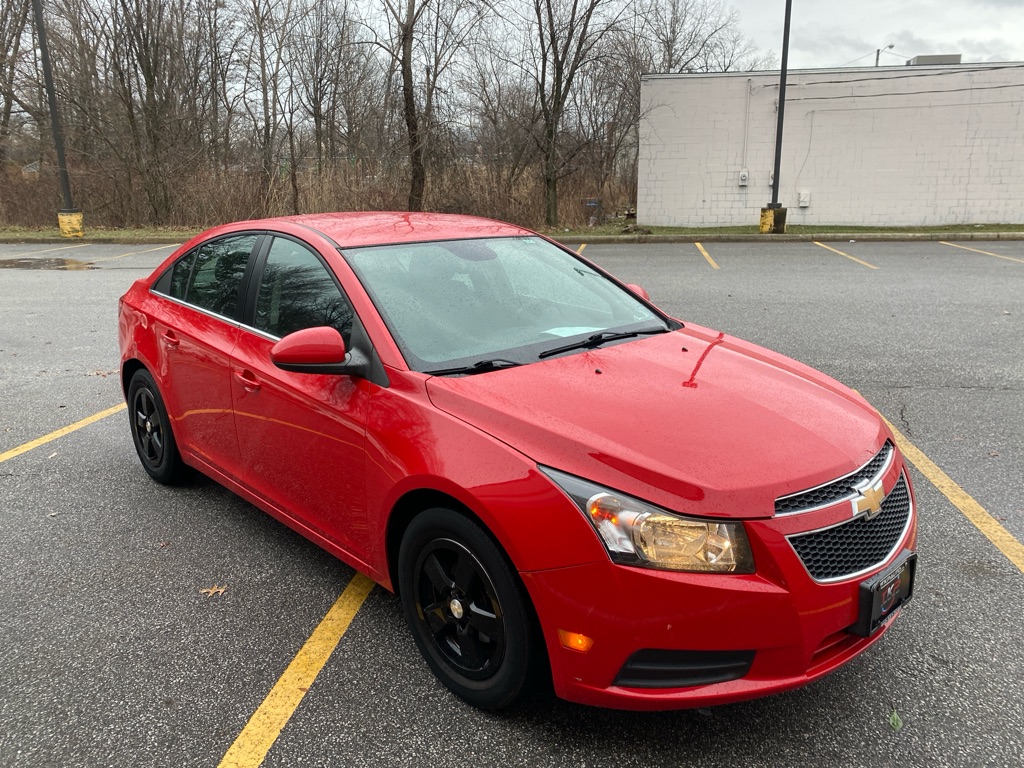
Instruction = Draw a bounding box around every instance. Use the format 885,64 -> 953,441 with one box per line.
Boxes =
398,507 -> 542,710
127,368 -> 187,485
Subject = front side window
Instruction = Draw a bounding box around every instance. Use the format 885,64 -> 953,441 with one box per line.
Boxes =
254,237 -> 354,343
343,236 -> 669,369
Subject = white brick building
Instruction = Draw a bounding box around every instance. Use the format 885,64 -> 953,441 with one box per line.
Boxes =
638,63 -> 1024,227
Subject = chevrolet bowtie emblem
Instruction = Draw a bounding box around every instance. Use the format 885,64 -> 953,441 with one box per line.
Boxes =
852,477 -> 885,520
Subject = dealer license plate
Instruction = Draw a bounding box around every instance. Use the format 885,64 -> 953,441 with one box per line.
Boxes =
851,551 -> 916,637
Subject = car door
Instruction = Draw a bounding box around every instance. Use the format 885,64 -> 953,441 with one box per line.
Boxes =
229,234 -> 372,559
149,232 -> 260,480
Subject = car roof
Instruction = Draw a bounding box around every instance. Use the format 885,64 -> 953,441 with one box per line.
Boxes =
263,211 -> 535,249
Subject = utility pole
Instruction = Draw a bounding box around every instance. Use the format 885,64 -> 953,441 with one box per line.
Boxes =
760,0 -> 792,234
30,0 -> 83,237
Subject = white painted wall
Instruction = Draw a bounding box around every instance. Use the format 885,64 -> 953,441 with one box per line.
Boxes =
638,64 -> 1024,227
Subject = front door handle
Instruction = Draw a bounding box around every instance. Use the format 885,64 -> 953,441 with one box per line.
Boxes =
234,369 -> 261,392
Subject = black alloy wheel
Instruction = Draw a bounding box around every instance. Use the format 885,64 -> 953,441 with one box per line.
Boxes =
398,508 -> 543,710
127,369 -> 187,484
414,538 -> 506,679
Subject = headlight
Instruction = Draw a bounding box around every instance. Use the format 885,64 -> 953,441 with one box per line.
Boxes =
541,467 -> 754,573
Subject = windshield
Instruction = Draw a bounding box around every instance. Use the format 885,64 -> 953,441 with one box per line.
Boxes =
342,236 -> 673,372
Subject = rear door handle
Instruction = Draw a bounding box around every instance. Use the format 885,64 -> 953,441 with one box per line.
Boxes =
161,331 -> 179,349
234,369 -> 261,392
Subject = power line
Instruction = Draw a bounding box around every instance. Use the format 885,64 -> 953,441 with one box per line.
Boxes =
801,63 -> 1024,87
790,81 -> 1024,102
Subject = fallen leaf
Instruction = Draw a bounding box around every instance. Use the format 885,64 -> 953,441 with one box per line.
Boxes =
889,708 -> 903,732
158,541 -> 169,548
200,585 -> 228,597
988,451 -> 1000,458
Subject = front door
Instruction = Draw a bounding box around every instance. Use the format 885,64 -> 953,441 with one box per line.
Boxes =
229,235 -> 372,560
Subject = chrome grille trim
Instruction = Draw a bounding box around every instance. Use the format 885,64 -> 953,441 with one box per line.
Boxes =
774,442 -> 894,516
786,472 -> 914,584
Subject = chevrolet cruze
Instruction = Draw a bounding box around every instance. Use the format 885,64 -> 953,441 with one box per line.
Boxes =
118,212 -> 917,710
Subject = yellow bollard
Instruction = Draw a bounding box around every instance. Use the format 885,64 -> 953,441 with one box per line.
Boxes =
58,209 -> 84,238
759,207 -> 787,234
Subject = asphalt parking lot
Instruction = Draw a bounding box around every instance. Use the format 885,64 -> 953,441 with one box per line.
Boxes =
1,238 -> 1022,767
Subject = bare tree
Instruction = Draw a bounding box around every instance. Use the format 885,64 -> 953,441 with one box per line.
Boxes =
238,0 -> 297,211
371,0 -> 481,210
0,0 -> 31,165
0,0 -> 769,228
289,0 -> 348,171
519,0 -> 625,226
647,0 -> 772,73
462,34 -> 541,205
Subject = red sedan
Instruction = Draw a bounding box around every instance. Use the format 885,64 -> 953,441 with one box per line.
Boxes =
118,213 -> 917,710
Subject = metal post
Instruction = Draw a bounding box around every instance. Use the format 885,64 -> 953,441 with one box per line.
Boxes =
31,0 -> 82,235
769,0 -> 792,210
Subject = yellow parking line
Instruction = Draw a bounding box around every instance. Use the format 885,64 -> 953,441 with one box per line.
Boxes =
88,244 -> 179,263
577,243 -> 587,254
939,241 -> 1024,264
883,416 -> 1024,574
0,403 -> 127,464
695,242 -> 720,269
4,243 -> 89,259
219,573 -> 376,767
814,242 -> 879,269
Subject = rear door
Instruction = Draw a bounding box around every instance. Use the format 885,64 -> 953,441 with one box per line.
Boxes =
229,234 -> 372,560
149,232 -> 261,479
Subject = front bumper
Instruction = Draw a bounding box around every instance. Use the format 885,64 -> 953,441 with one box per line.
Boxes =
520,464 -> 918,711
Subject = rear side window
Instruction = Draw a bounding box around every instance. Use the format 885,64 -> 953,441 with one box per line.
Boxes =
185,235 -> 258,317
154,234 -> 257,317
254,237 -> 354,343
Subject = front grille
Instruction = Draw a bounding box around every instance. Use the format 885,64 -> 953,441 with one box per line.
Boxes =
788,474 -> 912,582
775,442 -> 894,515
614,649 -> 755,689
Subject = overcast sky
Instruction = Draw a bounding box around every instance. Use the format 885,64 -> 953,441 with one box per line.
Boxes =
729,0 -> 1024,70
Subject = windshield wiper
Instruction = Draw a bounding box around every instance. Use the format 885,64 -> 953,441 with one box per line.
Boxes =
424,358 -> 523,376
538,327 -> 670,359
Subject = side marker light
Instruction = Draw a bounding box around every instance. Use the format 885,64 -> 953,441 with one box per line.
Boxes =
558,629 -> 594,653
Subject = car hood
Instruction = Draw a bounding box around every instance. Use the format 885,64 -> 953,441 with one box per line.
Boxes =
425,325 -> 888,519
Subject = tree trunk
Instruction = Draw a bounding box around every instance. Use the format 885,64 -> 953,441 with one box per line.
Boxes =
543,119 -> 559,227
400,5 -> 425,211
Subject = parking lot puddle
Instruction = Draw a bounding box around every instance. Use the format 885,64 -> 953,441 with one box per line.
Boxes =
0,257 -> 96,270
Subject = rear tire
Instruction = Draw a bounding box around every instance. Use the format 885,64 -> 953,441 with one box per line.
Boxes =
398,507 -> 542,710
127,368 -> 187,485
